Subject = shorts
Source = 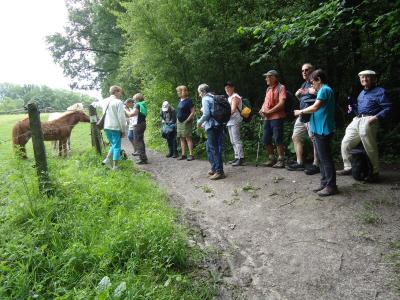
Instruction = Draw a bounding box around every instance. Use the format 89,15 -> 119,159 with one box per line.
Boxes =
263,118 -> 284,146
177,120 -> 192,138
292,117 -> 313,139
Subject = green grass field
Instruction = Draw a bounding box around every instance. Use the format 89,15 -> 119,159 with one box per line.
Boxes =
0,114 -> 215,299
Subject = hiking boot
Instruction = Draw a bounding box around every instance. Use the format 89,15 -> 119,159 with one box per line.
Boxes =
262,158 -> 276,167
228,158 -> 238,164
177,155 -> 187,160
232,158 -> 244,167
312,185 -> 326,193
317,186 -> 338,197
304,164 -> 320,175
364,173 -> 379,183
336,169 -> 352,176
272,158 -> 285,168
210,172 -> 225,180
166,153 -> 173,158
286,162 -> 305,171
187,155 -> 195,161
172,153 -> 178,158
207,170 -> 215,177
136,159 -> 148,165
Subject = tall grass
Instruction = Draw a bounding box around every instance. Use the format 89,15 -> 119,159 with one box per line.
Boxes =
0,114 -> 215,299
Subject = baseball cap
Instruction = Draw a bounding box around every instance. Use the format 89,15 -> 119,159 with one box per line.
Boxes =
263,70 -> 279,77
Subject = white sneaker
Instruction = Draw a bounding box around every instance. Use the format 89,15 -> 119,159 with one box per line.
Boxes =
112,166 -> 120,171
102,159 -> 112,169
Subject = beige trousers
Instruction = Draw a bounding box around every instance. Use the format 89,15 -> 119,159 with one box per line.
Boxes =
341,116 -> 379,173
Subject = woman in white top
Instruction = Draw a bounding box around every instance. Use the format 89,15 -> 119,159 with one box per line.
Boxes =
224,81 -> 244,166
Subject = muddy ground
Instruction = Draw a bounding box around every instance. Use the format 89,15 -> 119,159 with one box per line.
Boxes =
123,139 -> 400,300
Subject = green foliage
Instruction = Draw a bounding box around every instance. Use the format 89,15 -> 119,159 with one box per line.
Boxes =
0,83 -> 94,111
0,115 -> 215,299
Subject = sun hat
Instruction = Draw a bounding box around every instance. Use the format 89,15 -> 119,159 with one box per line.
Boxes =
358,70 -> 376,76
161,101 -> 170,112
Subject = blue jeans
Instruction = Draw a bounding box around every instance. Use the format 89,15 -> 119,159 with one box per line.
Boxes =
314,133 -> 336,188
206,126 -> 224,173
128,129 -> 134,143
167,130 -> 177,155
104,129 -> 122,161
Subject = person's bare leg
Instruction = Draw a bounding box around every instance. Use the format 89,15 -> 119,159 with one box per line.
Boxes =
277,144 -> 285,160
186,137 -> 194,156
292,135 -> 303,164
180,137 -> 187,156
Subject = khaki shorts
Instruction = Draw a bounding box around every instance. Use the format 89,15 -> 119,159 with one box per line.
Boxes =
292,117 -> 313,139
177,120 -> 192,138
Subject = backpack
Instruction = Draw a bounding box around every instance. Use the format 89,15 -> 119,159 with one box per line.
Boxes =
137,101 -> 148,117
211,94 -> 231,124
277,84 -> 297,121
239,98 -> 253,122
350,144 -> 373,181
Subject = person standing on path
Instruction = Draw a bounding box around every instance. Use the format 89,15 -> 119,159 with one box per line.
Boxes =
294,69 -> 338,196
101,85 -> 127,171
176,85 -> 195,161
287,63 -> 320,175
224,81 -> 245,166
125,93 -> 148,164
125,98 -> 138,156
336,70 -> 391,182
258,70 -> 286,168
160,100 -> 178,158
197,83 -> 225,180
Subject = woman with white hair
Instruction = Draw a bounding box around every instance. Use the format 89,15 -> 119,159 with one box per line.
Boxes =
160,100 -> 178,158
176,85 -> 195,161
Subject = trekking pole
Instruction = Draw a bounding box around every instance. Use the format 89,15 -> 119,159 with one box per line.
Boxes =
255,118 -> 263,167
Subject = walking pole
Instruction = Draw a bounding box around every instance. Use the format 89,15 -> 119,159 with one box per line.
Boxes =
255,118 -> 262,167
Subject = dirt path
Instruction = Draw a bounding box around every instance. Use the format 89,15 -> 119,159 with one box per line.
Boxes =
123,139 -> 400,299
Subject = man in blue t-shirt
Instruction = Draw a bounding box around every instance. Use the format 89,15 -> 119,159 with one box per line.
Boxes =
287,63 -> 319,175
337,70 -> 391,182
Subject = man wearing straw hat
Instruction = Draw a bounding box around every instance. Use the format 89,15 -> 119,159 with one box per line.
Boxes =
337,70 -> 391,182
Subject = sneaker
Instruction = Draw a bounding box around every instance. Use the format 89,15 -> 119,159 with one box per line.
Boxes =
187,155 -> 195,161
112,166 -> 120,171
317,186 -> 338,197
262,159 -> 276,167
166,153 -> 173,158
102,158 -> 112,169
272,159 -> 285,168
286,162 -> 305,171
210,172 -> 225,180
336,169 -> 352,176
207,170 -> 215,177
228,158 -> 238,164
136,159 -> 148,165
304,164 -> 320,175
312,185 -> 326,193
172,153 -> 178,158
177,155 -> 187,160
232,158 -> 244,166
364,173 -> 379,183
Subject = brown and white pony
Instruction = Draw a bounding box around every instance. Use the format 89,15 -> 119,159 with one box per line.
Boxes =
12,110 -> 90,158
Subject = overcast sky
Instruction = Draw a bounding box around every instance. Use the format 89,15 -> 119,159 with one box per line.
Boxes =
0,0 -> 101,98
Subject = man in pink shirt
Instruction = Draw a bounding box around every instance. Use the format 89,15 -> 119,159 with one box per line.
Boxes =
258,70 -> 286,168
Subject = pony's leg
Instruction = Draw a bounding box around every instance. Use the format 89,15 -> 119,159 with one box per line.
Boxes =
58,140 -> 63,157
61,139 -> 68,157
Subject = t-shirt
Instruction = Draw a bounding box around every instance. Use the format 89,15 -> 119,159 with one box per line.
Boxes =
134,102 -> 146,124
310,84 -> 335,136
299,82 -> 316,109
177,98 -> 194,122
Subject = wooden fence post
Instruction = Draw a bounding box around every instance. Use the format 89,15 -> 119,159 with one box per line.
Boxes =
27,101 -> 52,195
89,105 -> 102,154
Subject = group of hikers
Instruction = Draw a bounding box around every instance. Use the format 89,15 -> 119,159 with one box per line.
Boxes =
93,63 -> 391,197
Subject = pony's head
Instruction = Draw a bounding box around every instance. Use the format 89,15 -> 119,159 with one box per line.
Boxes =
75,110 -> 90,122
67,103 -> 84,111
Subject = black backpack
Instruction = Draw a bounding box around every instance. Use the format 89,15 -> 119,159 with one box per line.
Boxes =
277,84 -> 297,121
350,144 -> 373,181
211,94 -> 231,124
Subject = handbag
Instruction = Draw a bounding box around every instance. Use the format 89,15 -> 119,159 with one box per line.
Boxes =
96,102 -> 110,130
